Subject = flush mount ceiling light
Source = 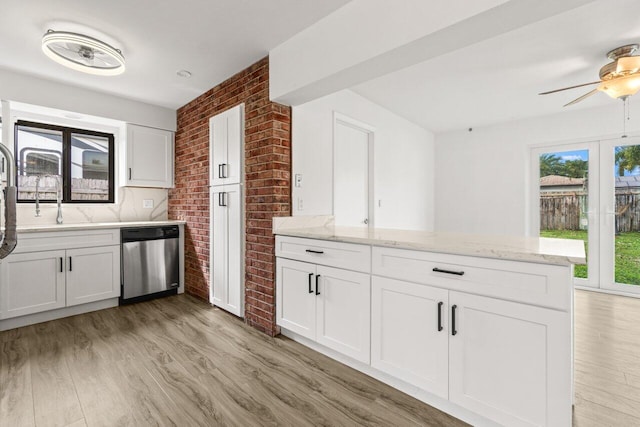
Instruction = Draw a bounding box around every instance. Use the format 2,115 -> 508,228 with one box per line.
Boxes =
41,30 -> 125,76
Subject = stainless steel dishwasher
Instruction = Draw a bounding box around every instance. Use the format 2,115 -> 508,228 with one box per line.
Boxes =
120,225 -> 180,304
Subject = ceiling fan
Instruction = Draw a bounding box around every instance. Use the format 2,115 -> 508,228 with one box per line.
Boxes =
540,44 -> 640,107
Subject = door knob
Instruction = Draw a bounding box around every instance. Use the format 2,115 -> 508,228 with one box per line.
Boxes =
363,218 -> 369,225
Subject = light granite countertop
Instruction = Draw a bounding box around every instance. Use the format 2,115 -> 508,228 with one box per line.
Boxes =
16,220 -> 186,233
273,216 -> 586,266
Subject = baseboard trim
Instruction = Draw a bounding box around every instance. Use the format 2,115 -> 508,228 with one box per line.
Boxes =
0,298 -> 119,331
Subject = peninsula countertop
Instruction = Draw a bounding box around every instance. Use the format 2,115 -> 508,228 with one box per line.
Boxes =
273,222 -> 586,266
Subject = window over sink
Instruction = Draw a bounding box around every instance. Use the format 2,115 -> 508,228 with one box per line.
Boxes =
15,120 -> 114,203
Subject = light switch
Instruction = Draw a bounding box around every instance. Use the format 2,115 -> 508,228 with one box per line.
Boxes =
143,199 -> 154,209
294,174 -> 303,187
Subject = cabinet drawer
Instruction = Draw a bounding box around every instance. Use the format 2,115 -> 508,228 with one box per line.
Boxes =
14,229 -> 120,253
372,246 -> 570,311
276,236 -> 371,273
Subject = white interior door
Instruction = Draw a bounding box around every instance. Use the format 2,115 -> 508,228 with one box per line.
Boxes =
334,114 -> 374,228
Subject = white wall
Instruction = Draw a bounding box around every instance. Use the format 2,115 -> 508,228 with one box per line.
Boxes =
0,68 -> 176,131
434,101 -> 640,236
293,89 -> 435,231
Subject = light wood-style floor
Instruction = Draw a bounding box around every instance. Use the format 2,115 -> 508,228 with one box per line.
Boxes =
0,295 -> 464,427
573,290 -> 640,426
1,290 -> 639,427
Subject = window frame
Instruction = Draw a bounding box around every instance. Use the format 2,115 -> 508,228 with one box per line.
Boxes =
14,120 -> 115,204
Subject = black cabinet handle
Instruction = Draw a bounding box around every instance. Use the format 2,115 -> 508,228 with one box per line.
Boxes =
60,257 -> 63,273
218,192 -> 227,207
128,168 -> 132,180
218,164 -> 223,178
308,273 -> 314,294
437,301 -> 443,332
223,163 -> 228,178
305,249 -> 324,254
433,267 -> 465,276
451,305 -> 457,336
315,274 -> 321,295
69,257 -> 73,272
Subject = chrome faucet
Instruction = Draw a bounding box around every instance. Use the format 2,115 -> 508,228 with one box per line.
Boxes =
0,143 -> 17,259
35,175 -> 63,224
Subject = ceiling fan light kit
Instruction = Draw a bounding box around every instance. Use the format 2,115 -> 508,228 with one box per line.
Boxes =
541,43 -> 640,105
41,30 -> 125,76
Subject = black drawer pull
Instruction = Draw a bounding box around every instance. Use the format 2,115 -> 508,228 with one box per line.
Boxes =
69,257 -> 73,272
437,301 -> 443,332
308,273 -> 314,294
315,274 -> 321,295
60,257 -> 64,273
451,305 -> 458,336
305,249 -> 324,254
433,267 -> 465,276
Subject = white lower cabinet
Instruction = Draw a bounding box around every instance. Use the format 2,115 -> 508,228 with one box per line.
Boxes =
66,246 -> 121,306
276,257 -> 371,363
0,229 -> 121,321
0,250 -> 66,318
371,276 -> 449,399
448,291 -> 570,427
276,236 -> 573,427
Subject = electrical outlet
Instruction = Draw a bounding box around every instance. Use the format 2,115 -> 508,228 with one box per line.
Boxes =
298,198 -> 304,210
294,174 -> 303,187
143,199 -> 154,209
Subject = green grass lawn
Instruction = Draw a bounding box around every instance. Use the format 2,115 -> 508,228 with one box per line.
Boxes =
540,229 -> 640,285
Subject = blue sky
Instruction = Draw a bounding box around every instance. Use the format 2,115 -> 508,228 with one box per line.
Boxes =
543,149 -> 588,162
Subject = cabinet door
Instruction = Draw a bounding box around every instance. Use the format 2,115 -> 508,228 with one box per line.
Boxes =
0,250 -> 66,319
316,265 -> 370,363
209,113 -> 228,187
276,258 -> 316,340
66,246 -> 120,306
211,184 -> 243,317
371,276 -> 449,398
126,124 -> 174,188
449,291 -> 570,427
209,104 -> 244,187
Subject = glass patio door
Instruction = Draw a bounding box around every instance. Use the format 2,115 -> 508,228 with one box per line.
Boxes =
533,142 -> 599,289
600,136 -> 640,294
533,136 -> 640,294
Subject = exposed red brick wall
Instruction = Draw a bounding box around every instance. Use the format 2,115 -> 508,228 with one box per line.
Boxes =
168,56 -> 291,336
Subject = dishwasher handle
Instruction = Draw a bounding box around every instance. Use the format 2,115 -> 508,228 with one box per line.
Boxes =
122,226 -> 179,242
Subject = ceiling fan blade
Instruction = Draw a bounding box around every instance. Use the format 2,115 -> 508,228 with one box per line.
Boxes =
616,56 -> 640,73
539,81 -> 601,95
563,88 -> 599,107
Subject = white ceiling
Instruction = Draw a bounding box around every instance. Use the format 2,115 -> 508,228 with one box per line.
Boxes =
352,0 -> 640,133
0,0 -> 349,109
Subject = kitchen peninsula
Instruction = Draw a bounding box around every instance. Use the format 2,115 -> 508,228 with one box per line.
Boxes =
274,216 -> 585,427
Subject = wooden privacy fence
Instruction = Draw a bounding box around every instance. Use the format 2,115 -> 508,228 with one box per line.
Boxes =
541,191 -> 640,232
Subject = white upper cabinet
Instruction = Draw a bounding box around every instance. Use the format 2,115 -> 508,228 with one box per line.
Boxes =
210,104 -> 244,186
125,124 -> 174,188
